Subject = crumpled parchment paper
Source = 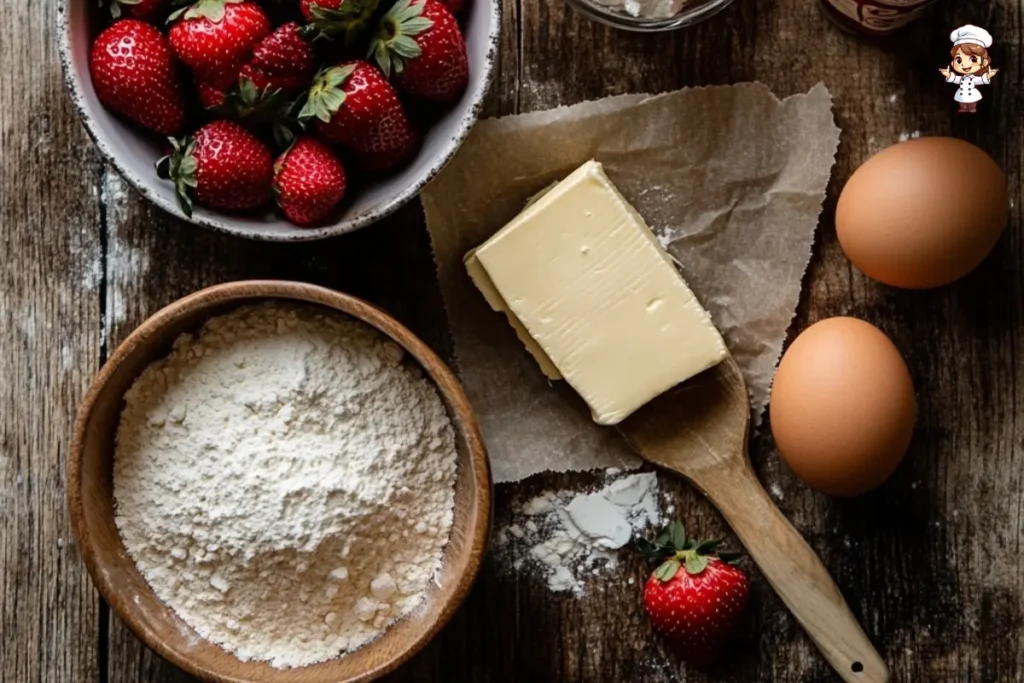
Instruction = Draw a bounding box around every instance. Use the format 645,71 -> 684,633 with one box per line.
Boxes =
422,82 -> 840,483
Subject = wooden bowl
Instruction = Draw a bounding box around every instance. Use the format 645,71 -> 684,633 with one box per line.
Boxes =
69,281 -> 492,683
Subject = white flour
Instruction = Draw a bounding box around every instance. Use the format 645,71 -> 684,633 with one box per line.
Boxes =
114,303 -> 458,668
495,472 -> 661,594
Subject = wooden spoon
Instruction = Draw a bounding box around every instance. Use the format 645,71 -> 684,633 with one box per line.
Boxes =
619,355 -> 888,683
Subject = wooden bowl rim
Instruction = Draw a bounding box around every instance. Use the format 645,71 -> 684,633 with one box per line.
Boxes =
69,280 -> 492,683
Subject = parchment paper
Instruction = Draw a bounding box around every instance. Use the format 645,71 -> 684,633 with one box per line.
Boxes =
422,82 -> 840,483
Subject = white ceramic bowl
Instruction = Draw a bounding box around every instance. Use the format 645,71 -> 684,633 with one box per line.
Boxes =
57,0 -> 500,241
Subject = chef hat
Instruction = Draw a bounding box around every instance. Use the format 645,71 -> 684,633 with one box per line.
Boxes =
950,24 -> 993,49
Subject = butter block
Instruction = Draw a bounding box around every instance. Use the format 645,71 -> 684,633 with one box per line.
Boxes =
465,160 -> 728,425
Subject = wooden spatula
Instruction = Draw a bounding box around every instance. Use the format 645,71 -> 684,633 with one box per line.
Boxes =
619,355 -> 888,683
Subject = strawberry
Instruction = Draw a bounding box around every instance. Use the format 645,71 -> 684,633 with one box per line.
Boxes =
156,120 -> 273,215
639,521 -> 749,667
196,22 -> 314,129
369,0 -> 468,102
168,0 -> 270,83
299,0 -> 379,43
299,0 -> 338,20
89,20 -> 186,135
436,0 -> 463,14
106,0 -> 166,21
196,79 -> 229,109
239,22 -> 315,95
300,61 -> 418,171
273,137 -> 347,225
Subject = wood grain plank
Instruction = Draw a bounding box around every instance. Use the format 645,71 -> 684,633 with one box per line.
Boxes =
0,0 -> 104,678
54,0 -> 1024,681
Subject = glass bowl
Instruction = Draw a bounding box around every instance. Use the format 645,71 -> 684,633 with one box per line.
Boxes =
565,0 -> 735,31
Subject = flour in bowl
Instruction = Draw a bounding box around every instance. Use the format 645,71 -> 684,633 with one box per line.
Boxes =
113,303 -> 458,668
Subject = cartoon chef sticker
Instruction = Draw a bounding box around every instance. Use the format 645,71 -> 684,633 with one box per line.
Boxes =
940,25 -> 998,113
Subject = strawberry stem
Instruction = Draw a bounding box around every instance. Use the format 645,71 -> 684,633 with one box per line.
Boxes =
367,0 -> 432,76
638,519 -> 742,581
156,137 -> 198,217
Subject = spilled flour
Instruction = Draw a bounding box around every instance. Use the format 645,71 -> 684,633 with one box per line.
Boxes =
495,472 -> 661,594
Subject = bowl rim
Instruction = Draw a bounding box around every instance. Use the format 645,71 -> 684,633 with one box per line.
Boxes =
68,280 -> 492,683
564,0 -> 734,32
55,0 -> 501,242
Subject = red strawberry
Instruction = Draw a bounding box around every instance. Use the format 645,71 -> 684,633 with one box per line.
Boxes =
437,0 -> 463,13
168,0 -> 270,82
273,137 -> 347,225
369,0 -> 468,102
196,79 -> 228,109
239,22 -> 315,95
106,0 -> 166,21
640,522 -> 749,667
89,19 -> 186,135
300,61 -> 418,171
299,0 -> 379,43
156,120 -> 273,215
299,0 -> 337,20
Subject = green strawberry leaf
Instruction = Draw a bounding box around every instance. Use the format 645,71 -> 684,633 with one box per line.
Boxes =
684,553 -> 709,575
667,521 -> 687,550
182,0 -> 241,23
299,66 -> 353,122
320,88 -> 345,111
156,137 -> 197,218
389,34 -> 422,59
370,0 -> 433,76
372,41 -> 393,76
306,0 -> 379,44
716,551 -> 743,565
653,559 -> 680,582
401,16 -> 433,34
695,539 -> 722,556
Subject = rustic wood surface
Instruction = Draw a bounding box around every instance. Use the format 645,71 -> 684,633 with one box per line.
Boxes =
2,0 -> 1022,681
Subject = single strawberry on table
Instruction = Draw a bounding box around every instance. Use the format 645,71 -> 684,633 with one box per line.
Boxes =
368,0 -> 468,102
273,137 -> 347,226
168,0 -> 271,84
156,120 -> 274,216
640,521 -> 749,667
89,19 -> 186,135
300,61 -> 418,172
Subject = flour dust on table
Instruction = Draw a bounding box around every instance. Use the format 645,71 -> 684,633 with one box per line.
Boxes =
113,303 -> 458,668
495,472 -> 661,594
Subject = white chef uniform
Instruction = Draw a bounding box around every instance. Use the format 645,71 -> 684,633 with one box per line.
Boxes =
947,72 -> 991,103
947,25 -> 993,104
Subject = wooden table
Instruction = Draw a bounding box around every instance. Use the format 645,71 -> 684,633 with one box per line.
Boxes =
4,0 -> 1022,680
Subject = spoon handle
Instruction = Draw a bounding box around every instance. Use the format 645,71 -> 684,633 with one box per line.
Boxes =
690,460 -> 888,683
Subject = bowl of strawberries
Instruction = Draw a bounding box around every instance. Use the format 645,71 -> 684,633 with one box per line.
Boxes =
57,0 -> 499,240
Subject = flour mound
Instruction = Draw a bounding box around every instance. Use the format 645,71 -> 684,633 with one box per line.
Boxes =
114,303 -> 458,668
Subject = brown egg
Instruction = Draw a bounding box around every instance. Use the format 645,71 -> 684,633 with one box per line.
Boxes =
836,137 -> 1007,289
769,317 -> 915,497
